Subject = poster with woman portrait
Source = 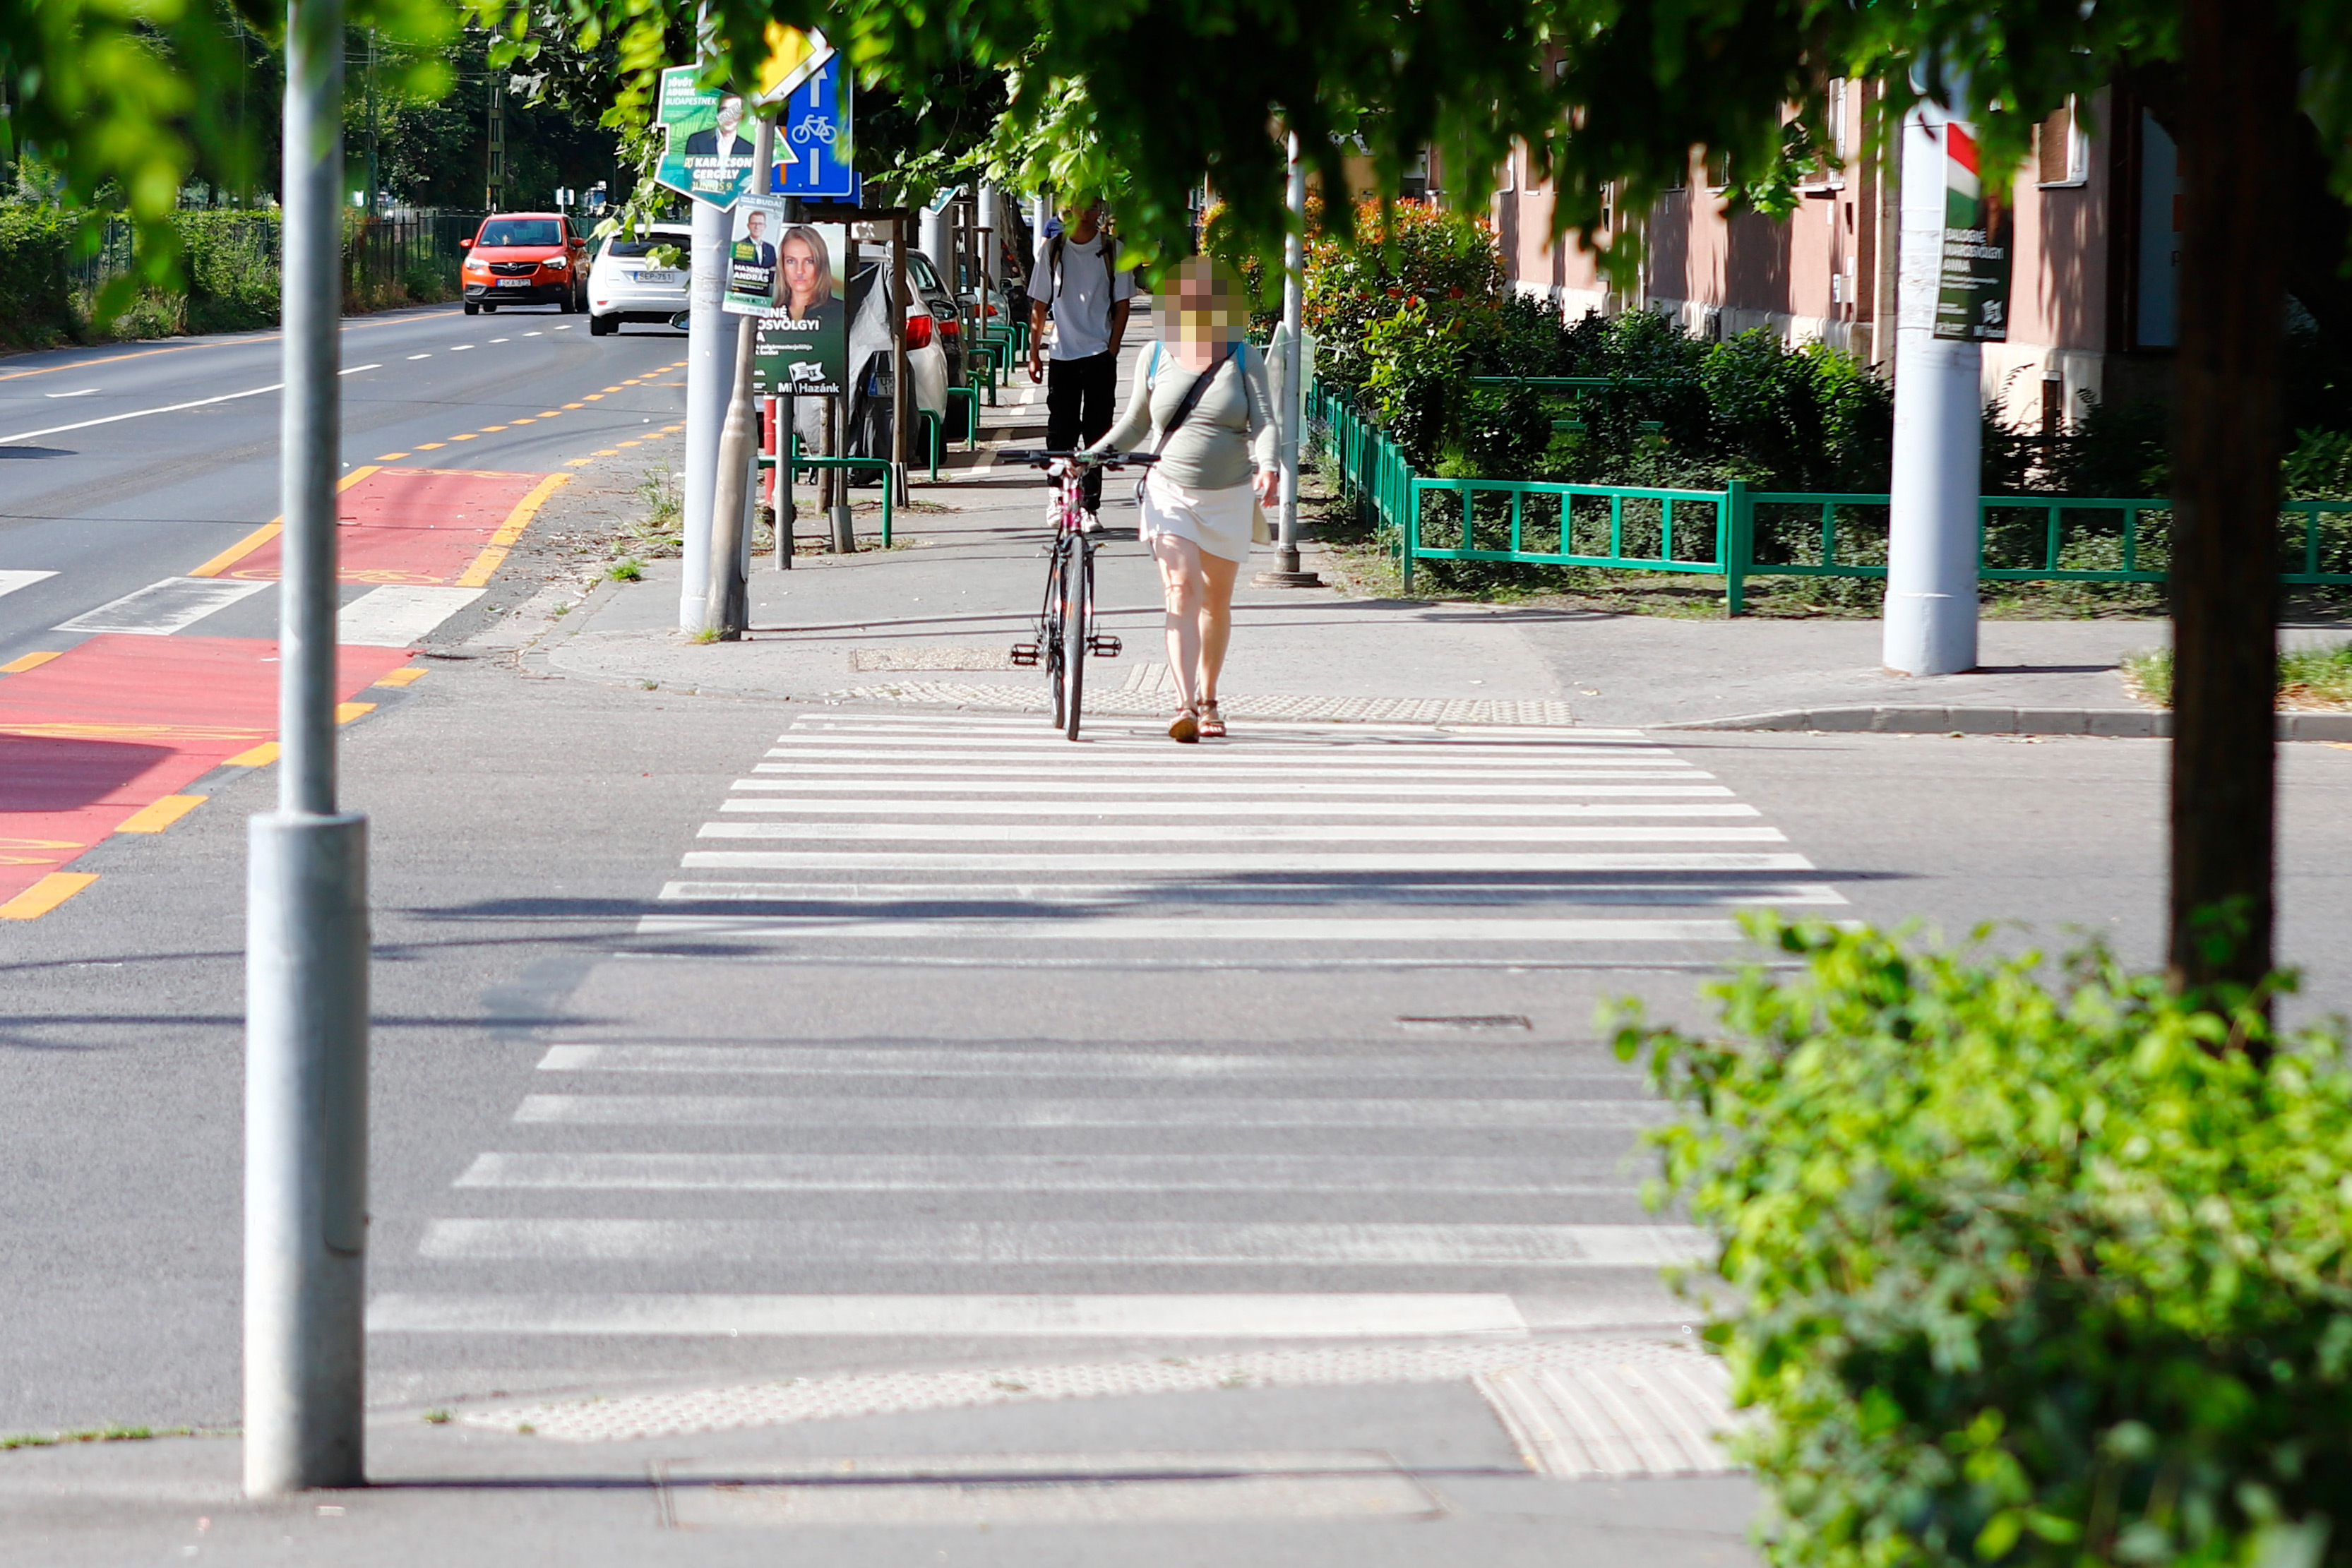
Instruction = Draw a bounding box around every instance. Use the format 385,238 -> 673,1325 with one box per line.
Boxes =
751,222 -> 849,397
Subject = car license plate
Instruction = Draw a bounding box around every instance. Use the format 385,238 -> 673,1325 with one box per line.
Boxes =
636,269 -> 681,285
496,277 -> 531,287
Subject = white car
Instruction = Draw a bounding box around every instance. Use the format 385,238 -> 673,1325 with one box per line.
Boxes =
587,223 -> 693,336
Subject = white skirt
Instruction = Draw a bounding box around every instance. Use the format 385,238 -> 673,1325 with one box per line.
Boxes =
1138,469 -> 1255,563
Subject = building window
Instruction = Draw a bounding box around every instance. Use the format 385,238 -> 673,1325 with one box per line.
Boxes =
1705,148 -> 1731,191
2038,97 -> 2091,187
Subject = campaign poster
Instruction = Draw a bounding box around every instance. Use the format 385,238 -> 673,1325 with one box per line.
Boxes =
751,222 -> 850,396
1933,122 -> 2014,343
722,196 -> 788,316
653,66 -> 757,210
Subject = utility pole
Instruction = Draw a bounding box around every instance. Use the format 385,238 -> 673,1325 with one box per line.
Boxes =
484,71 -> 506,211
364,30 -> 378,219
1882,96 -> 1981,676
1258,132 -> 1321,588
246,0 -> 368,1499
705,111 -> 777,639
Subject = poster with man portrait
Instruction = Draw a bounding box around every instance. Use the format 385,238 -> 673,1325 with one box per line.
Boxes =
652,66 -> 758,209
751,222 -> 850,397
722,196 -> 787,314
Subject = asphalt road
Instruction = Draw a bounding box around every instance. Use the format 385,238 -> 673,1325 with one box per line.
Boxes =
0,302 -> 683,658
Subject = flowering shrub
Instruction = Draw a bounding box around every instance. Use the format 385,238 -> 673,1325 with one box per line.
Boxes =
1303,199 -> 1505,393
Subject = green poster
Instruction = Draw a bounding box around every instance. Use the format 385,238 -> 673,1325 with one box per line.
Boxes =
751,222 -> 851,396
653,66 -> 757,210
1934,122 -> 2014,343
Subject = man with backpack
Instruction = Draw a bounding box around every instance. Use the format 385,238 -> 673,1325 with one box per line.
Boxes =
1026,198 -> 1134,529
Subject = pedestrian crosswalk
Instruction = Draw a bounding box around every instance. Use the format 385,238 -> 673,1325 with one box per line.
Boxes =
641,710 -> 1840,953
373,712 -> 1837,1354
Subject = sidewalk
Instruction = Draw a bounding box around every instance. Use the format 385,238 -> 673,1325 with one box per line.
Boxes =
529,356 -> 2350,737
4,1363 -> 1759,1564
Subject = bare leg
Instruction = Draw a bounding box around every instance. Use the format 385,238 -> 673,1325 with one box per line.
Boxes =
1152,534 -> 1208,710
1195,549 -> 1242,705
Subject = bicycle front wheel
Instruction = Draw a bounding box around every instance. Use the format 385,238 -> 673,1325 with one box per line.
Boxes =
1059,539 -> 1090,741
1042,538 -> 1070,731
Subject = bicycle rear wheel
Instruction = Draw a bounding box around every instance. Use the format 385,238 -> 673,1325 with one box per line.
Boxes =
1060,539 -> 1090,741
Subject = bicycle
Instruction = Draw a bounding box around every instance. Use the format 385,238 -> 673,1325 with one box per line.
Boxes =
1000,448 -> 1155,741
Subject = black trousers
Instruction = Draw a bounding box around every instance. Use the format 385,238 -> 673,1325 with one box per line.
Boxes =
1045,351 -> 1119,513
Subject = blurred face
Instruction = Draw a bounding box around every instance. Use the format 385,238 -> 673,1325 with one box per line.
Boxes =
715,97 -> 744,138
1170,259 -> 1246,346
781,235 -> 824,311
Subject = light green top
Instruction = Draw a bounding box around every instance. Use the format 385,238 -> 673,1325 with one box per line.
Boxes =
1088,341 -> 1278,491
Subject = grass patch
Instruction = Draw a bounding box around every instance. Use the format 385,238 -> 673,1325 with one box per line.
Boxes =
422,1409 -> 452,1425
607,557 -> 644,582
1,1425 -> 186,1450
2125,640 -> 2352,710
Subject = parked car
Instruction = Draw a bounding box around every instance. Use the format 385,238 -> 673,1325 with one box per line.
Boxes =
587,223 -> 693,336
460,213 -> 587,315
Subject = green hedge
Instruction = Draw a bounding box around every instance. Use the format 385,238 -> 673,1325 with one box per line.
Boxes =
0,207 -> 78,348
1613,923 -> 2352,1568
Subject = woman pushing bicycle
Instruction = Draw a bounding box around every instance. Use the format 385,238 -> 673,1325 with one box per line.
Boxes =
1082,255 -> 1277,743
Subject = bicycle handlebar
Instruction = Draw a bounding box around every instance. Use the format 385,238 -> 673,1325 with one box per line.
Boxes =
998,448 -> 1159,470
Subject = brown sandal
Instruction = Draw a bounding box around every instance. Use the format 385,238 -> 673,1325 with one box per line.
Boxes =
1168,705 -> 1200,743
1198,700 -> 1226,739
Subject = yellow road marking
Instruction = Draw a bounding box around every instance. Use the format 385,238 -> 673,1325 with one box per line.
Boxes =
481,424 -> 509,432
1,651 -> 64,674
189,466 -> 380,577
376,666 -> 427,688
564,457 -> 592,467
450,433 -> 477,441
583,395 -> 604,401
225,742 -> 280,767
0,873 -> 100,920
117,794 -> 207,834
416,441 -> 446,450
376,451 -> 410,460
539,410 -> 561,417
563,402 -> 585,409
455,472 -> 572,587
336,702 -> 376,724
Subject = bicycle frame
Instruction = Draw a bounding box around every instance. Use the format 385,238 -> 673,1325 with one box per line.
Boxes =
1002,448 -> 1152,740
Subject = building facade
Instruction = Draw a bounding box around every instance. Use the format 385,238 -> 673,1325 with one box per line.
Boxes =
1489,85 -> 2183,431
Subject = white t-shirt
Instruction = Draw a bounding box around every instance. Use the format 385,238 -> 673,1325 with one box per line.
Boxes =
1029,232 -> 1135,361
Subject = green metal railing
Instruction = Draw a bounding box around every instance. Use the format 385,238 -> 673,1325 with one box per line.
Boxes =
1311,381 -> 2352,612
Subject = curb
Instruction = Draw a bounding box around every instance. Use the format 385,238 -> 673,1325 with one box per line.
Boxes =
1663,706 -> 2352,741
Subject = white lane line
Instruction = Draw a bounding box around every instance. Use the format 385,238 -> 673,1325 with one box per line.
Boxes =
0,570 -> 59,599
455,1151 -> 1638,1194
44,388 -> 99,398
714,799 -> 1753,820
751,762 -> 1709,780
489,337 -> 511,343
336,584 -> 486,646
762,746 -> 1676,767
731,779 -> 1725,798
757,757 -> 1699,778
451,344 -> 475,351
524,332 -> 544,337
512,1095 -> 1666,1129
367,1293 -> 1531,1339
534,1044 -> 1642,1080
54,576 -> 270,635
636,915 -> 1745,942
794,715 -> 1649,738
4,364 -> 381,443
657,880 -> 1849,907
696,823 -> 1786,844
408,353 -> 432,359
682,851 -> 1817,872
417,1218 -> 1709,1268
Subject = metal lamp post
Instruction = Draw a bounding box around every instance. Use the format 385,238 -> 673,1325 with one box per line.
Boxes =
245,0 -> 369,1497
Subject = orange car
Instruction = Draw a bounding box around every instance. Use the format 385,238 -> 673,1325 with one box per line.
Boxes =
460,213 -> 588,316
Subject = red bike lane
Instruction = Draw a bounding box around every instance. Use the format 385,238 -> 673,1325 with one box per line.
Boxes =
1,465 -> 567,919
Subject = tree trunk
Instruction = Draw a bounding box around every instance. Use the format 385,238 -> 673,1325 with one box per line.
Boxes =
2168,0 -> 2293,993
